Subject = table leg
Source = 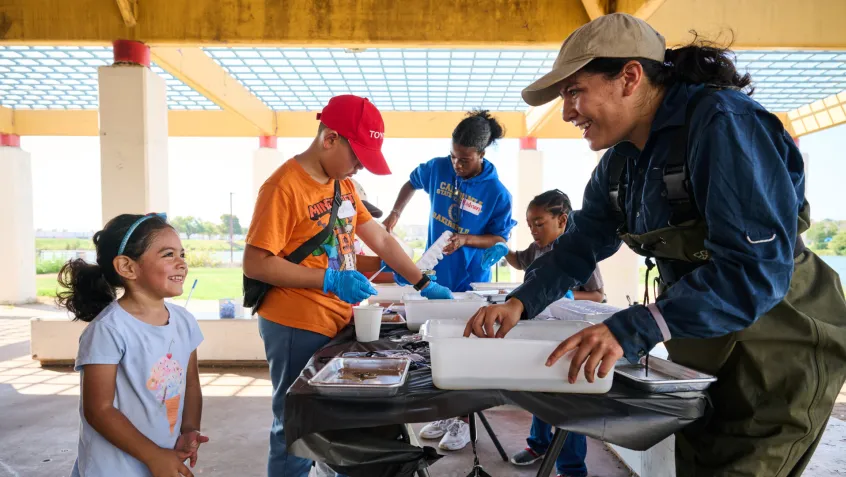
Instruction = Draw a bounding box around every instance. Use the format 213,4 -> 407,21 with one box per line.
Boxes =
476,411 -> 508,462
536,429 -> 569,477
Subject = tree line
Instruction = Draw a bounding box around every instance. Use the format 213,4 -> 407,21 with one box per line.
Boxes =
170,215 -> 246,240
807,219 -> 846,255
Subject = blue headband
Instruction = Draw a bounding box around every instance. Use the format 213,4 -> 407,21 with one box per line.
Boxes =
117,212 -> 167,256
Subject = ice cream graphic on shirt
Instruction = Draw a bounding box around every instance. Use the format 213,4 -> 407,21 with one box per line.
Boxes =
146,340 -> 185,434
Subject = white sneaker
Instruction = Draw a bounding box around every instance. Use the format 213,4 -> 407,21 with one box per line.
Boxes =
438,419 -> 471,451
419,419 -> 453,440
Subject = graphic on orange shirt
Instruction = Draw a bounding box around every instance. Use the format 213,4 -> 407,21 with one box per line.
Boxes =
308,192 -> 358,272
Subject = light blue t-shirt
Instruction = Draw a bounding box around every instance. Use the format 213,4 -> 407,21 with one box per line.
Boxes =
71,301 -> 204,477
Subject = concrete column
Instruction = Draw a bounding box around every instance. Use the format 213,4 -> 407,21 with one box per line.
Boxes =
252,136 -> 284,205
98,40 -> 169,226
514,137 -> 544,282
0,134 -> 36,304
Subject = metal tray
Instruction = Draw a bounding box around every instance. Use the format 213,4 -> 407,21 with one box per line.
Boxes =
381,312 -> 406,324
615,356 -> 717,393
308,357 -> 411,397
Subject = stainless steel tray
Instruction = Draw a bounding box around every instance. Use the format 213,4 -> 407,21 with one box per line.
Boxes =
615,356 -> 717,393
308,357 -> 411,396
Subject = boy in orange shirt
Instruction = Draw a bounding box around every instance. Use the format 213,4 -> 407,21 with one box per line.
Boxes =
243,95 -> 452,477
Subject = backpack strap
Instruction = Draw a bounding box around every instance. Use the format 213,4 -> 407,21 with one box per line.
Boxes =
607,149 -> 629,232
664,87 -> 718,226
285,180 -> 343,264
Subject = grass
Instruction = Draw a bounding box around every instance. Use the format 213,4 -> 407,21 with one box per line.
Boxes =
35,238 -> 245,252
36,264 -> 518,300
36,238 -> 95,250
36,267 -> 245,301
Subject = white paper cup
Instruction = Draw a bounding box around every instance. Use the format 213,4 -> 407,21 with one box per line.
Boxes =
353,305 -> 383,342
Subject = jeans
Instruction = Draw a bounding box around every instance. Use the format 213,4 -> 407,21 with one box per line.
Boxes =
259,317 -> 331,477
527,416 -> 587,477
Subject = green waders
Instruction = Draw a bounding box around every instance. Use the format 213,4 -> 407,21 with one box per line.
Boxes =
605,87 -> 846,475
618,205 -> 846,476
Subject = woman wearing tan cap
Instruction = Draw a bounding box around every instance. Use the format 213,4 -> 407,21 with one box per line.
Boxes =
465,13 -> 846,477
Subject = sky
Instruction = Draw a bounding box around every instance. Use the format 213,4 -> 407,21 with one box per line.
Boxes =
18,122 -> 846,233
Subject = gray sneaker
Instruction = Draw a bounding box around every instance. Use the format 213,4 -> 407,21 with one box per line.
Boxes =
510,447 -> 544,466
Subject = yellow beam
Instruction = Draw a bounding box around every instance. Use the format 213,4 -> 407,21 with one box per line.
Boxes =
648,0 -> 846,50
115,0 -> 137,27
0,106 -> 13,134
785,92 -> 846,138
8,109 -> 529,139
525,98 -> 563,137
0,0 -> 591,48
150,47 -> 276,135
580,0 -> 608,21
6,0 -> 840,49
532,114 -> 584,139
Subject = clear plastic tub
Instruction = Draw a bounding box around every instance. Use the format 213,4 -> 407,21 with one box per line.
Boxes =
402,293 -> 486,331
548,300 -> 621,322
421,320 -> 614,393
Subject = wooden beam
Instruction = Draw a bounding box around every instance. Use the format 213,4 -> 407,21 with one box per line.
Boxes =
580,0 -> 609,21
8,109 -> 529,138
0,106 -> 13,134
4,0 -> 843,50
150,47 -> 277,135
525,98 -> 563,137
616,0 -> 667,20
0,0 -> 591,48
115,0 -> 137,27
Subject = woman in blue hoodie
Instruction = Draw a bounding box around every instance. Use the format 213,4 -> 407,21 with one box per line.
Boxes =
384,110 -> 518,295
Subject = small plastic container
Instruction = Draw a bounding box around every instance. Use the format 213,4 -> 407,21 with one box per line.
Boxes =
548,300 -> 621,322
401,292 -> 486,331
421,319 -> 614,393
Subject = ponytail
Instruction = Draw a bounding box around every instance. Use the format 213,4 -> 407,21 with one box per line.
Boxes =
452,110 -> 506,153
582,32 -> 754,95
56,259 -> 116,322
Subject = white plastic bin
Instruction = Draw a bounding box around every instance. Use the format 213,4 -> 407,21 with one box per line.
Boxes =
549,300 -> 621,322
372,284 -> 416,304
469,282 -> 522,291
421,319 -> 614,393
402,293 -> 486,331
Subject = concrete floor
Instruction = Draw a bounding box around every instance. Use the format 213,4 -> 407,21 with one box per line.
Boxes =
3,306 -> 846,477
0,314 -> 629,477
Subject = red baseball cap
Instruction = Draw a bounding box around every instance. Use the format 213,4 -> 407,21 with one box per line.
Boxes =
316,95 -> 391,175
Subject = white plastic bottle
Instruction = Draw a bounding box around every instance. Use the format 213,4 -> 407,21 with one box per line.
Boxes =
416,231 -> 453,270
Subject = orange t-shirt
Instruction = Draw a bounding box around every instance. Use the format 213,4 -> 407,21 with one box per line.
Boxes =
246,159 -> 372,337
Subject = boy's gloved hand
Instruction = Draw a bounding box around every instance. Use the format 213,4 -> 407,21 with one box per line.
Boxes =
323,269 -> 377,304
420,281 -> 453,300
481,243 -> 509,268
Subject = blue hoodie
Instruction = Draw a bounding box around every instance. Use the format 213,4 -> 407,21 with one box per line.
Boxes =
410,156 -> 517,292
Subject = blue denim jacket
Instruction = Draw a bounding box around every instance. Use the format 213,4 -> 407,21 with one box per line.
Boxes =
511,82 -> 805,363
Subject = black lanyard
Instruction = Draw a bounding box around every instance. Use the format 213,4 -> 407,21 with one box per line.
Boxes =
451,176 -> 464,229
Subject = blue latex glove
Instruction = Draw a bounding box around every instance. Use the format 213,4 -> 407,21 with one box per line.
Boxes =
564,290 -> 574,300
481,243 -> 509,268
420,281 -> 453,300
381,261 -> 439,287
322,269 -> 377,304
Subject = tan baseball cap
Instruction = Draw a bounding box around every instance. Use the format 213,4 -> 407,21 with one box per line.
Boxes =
522,13 -> 666,106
